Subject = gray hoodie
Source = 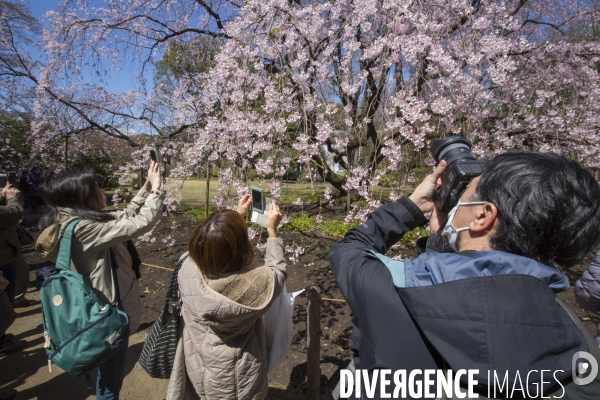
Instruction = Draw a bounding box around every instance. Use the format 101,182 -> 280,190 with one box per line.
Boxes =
575,250 -> 600,346
167,238 -> 287,400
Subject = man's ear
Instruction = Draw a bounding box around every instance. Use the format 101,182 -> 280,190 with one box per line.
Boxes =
470,203 -> 498,233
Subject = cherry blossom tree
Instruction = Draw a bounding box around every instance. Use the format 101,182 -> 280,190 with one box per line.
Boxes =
0,1 -> 41,160
35,0 -> 233,147
183,0 -> 600,219
33,0 -> 600,221
0,1 -> 40,111
0,1 -> 135,169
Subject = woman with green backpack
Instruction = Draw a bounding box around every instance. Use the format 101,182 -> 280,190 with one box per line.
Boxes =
35,161 -> 164,400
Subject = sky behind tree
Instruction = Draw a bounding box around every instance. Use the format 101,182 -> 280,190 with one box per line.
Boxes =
26,0 -> 147,93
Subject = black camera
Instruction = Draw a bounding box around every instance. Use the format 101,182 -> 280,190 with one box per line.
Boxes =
431,136 -> 486,214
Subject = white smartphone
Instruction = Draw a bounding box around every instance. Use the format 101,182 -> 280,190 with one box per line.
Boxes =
250,187 -> 271,227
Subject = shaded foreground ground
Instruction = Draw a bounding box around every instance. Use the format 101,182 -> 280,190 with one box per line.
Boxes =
1,203 -> 599,399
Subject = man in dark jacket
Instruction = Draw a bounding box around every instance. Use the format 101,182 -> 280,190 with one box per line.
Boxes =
330,152 -> 600,399
0,183 -> 23,303
0,183 -> 27,358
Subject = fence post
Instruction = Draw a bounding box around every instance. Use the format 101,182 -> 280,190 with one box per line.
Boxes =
306,286 -> 321,400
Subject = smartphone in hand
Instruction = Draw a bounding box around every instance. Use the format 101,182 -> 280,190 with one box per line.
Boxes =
7,171 -> 16,186
250,187 -> 271,228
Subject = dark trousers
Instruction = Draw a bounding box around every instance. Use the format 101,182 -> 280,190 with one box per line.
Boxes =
96,338 -> 129,400
0,261 -> 18,303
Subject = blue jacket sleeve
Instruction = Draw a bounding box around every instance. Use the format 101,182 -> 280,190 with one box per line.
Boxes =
329,197 -> 427,316
575,250 -> 600,312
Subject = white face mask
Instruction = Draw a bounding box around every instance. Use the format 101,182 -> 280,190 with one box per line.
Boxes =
442,200 -> 487,252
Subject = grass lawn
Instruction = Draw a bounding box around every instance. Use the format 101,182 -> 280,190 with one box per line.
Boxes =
106,177 -> 416,209
176,178 -> 413,207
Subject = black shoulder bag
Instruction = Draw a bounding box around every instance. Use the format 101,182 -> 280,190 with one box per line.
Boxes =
138,256 -> 188,379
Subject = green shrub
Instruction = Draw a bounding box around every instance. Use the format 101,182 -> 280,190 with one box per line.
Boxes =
400,226 -> 430,244
280,215 -> 313,232
411,167 -> 430,182
355,199 -> 369,207
183,207 -> 215,222
379,170 -> 402,187
246,168 -> 257,181
319,220 -> 360,238
247,221 -> 263,230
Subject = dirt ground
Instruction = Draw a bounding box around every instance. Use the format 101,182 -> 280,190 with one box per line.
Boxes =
1,202 -> 599,400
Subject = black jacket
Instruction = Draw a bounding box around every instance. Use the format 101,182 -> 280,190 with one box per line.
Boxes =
330,198 -> 598,399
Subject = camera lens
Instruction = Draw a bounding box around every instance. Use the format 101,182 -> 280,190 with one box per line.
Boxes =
430,135 -> 486,216
431,136 -> 475,166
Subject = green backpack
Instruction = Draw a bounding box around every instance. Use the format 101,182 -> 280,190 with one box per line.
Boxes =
40,218 -> 130,386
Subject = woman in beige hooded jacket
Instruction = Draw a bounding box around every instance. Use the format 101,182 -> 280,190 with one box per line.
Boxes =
35,162 -> 164,400
167,196 -> 286,400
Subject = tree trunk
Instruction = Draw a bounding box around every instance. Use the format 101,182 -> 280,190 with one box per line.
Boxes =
205,159 -> 210,217
345,148 -> 354,211
310,154 -> 348,197
64,135 -> 69,172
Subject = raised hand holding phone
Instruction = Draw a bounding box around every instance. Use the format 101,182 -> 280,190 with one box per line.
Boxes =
237,194 -> 252,215
2,182 -> 20,199
266,201 -> 283,238
144,161 -> 162,193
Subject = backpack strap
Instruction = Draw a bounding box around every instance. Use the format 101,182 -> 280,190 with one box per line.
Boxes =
55,219 -> 126,311
125,240 -> 142,279
363,248 -> 406,288
556,296 -> 600,361
54,218 -> 81,272
109,249 -> 125,309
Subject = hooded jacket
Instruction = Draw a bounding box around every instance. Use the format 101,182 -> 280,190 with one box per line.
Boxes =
574,250 -> 600,346
330,197 -> 599,399
35,188 -> 163,334
167,238 -> 287,400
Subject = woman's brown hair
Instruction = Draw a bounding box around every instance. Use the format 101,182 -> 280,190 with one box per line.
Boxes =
187,210 -> 254,277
